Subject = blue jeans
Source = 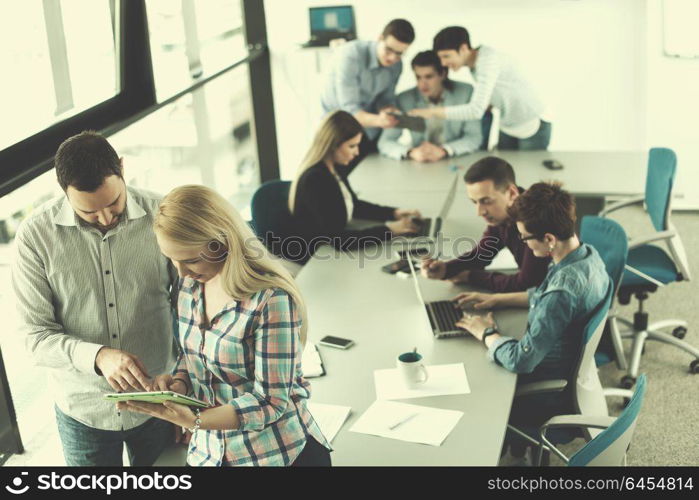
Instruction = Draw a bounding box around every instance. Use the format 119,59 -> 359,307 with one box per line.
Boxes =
498,120 -> 552,150
55,406 -> 173,466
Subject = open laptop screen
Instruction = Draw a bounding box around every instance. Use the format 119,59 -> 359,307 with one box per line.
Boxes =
309,6 -> 355,37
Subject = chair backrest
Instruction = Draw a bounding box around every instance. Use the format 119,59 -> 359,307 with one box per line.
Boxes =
580,216 -> 628,293
569,374 -> 647,466
667,222 -> 692,281
574,279 -> 615,425
250,180 -> 294,247
645,147 -> 676,233
643,148 -> 692,282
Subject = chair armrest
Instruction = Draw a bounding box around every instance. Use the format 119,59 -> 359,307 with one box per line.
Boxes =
540,414 -> 616,433
599,195 -> 645,217
603,387 -> 634,399
515,379 -> 567,398
536,414 -> 617,465
628,230 -> 676,250
624,265 -> 666,288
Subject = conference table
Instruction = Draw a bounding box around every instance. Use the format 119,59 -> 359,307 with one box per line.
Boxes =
351,150 -> 648,197
297,215 -> 529,465
296,150 -> 651,465
350,150 -> 652,226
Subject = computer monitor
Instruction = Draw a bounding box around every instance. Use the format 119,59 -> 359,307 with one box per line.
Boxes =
308,5 -> 356,44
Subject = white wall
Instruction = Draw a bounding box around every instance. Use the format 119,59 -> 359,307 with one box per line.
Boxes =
265,0 -> 698,208
645,0 -> 699,209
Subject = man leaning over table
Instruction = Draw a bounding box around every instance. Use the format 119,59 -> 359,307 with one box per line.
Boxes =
320,18 -> 415,172
12,131 -> 178,466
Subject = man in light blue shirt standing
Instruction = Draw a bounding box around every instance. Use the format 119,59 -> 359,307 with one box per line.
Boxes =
320,19 -> 415,171
378,50 -> 482,162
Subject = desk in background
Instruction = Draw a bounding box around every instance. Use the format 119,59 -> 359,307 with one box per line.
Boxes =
350,151 -> 656,231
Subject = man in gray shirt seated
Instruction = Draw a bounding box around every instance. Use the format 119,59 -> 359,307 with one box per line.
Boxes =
12,131 -> 178,466
378,50 -> 482,162
320,19 -> 415,171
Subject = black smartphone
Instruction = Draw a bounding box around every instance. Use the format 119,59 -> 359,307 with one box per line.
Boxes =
543,159 -> 564,170
381,259 -> 411,274
318,335 -> 354,349
395,247 -> 432,260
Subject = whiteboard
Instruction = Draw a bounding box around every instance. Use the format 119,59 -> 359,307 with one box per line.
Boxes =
663,0 -> 699,58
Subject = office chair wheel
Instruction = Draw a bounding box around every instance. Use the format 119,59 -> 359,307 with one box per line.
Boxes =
673,326 -> 687,339
690,359 -> 699,374
620,375 -> 636,389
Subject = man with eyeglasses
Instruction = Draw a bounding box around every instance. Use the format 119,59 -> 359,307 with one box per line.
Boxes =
320,19 -> 415,171
421,156 -> 549,292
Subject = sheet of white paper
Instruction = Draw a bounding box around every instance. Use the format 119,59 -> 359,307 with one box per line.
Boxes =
485,247 -> 517,270
374,363 -> 470,400
307,402 -> 351,443
302,342 -> 324,378
350,400 -> 463,446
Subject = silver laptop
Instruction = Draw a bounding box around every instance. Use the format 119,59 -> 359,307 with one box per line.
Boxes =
413,172 -> 460,238
407,252 -> 468,338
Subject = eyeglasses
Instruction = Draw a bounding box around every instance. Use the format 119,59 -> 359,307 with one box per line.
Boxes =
519,234 -> 541,242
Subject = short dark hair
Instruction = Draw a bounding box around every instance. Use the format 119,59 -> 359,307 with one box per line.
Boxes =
508,182 -> 577,240
382,19 -> 415,44
55,131 -> 122,192
411,50 -> 453,90
464,156 -> 516,191
433,26 -> 471,52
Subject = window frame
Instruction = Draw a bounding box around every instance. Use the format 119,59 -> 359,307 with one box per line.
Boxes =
0,0 -> 278,198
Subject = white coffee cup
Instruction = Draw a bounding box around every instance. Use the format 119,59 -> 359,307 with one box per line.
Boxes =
396,351 -> 429,389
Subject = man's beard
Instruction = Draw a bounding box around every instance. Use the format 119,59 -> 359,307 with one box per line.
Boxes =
89,214 -> 122,230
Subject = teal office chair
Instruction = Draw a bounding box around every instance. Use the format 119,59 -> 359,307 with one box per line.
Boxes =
251,180 -> 292,247
536,373 -> 647,466
600,148 -> 698,387
580,216 -> 634,400
250,180 -> 306,272
507,279 -> 615,459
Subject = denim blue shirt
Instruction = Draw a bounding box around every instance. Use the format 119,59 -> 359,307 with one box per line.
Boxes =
487,243 -> 610,381
320,40 -> 402,140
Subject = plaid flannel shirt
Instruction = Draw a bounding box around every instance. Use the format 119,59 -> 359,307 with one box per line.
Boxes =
173,279 -> 329,466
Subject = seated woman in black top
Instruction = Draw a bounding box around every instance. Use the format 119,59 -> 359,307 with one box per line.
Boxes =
288,110 -> 419,260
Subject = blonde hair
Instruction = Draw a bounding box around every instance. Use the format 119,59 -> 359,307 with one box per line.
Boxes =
288,110 -> 363,213
154,185 -> 308,344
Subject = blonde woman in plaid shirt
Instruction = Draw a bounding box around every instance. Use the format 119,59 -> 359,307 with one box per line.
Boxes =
117,185 -> 331,466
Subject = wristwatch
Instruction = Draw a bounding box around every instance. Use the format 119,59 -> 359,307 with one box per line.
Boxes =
482,326 -> 499,346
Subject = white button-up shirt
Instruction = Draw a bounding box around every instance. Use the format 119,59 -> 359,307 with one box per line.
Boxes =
12,186 -> 177,431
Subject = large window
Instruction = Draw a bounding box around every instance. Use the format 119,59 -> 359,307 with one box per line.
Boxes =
0,0 -> 277,464
0,0 -> 118,151
110,65 -> 258,215
146,0 -> 245,100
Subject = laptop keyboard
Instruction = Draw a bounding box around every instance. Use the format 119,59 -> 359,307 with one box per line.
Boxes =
427,300 -> 463,334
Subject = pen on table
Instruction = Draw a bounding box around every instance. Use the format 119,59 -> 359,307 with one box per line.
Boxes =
388,413 -> 418,430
